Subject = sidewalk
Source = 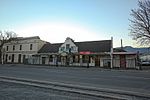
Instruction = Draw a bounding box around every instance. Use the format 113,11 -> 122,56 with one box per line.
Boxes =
0,64 -> 150,72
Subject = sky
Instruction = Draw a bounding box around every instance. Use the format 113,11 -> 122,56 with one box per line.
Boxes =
0,0 -> 139,47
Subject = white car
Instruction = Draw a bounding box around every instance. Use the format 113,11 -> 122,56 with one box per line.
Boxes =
142,61 -> 150,65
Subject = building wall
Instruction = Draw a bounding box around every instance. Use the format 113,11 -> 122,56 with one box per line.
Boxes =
100,56 -> 110,67
113,55 -> 120,67
34,54 -> 110,67
126,55 -> 136,68
3,37 -> 46,64
113,55 -> 136,68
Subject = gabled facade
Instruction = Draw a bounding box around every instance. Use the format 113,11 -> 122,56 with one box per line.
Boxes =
59,37 -> 78,54
3,36 -> 46,64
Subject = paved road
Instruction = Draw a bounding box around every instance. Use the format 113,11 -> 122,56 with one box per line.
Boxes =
0,64 -> 150,95
0,81 -> 103,100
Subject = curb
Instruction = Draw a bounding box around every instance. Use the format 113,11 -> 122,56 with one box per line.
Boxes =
1,64 -> 150,72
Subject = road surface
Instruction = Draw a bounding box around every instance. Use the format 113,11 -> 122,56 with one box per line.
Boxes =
0,64 -> 150,98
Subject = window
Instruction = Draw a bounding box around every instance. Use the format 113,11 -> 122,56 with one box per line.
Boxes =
5,54 -> 8,62
30,44 -> 33,50
13,45 -> 15,51
20,45 -> 22,50
71,46 -> 75,51
12,54 -> 14,63
82,55 -> 89,63
75,55 -> 79,63
6,46 -> 9,51
60,47 -> 65,51
66,44 -> 70,50
9,56 -> 11,60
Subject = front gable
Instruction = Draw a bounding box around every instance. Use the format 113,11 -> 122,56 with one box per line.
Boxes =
59,37 -> 78,53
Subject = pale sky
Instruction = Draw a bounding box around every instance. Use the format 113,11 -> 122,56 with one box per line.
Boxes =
0,0 -> 138,47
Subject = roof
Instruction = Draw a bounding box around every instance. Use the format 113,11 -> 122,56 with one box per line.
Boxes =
113,48 -> 126,52
38,40 -> 111,53
113,52 -> 137,55
75,40 -> 111,52
38,43 -> 62,53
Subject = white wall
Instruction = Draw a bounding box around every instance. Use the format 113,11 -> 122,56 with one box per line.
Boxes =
100,56 -> 110,67
59,37 -> 78,53
112,55 -> 136,68
3,37 -> 46,63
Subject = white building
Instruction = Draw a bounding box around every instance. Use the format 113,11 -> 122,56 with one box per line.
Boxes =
3,36 -> 46,64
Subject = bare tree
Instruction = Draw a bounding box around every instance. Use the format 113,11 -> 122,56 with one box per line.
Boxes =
129,0 -> 150,46
0,30 -> 17,64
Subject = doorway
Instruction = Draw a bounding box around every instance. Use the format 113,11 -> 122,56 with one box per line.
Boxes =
23,55 -> 26,64
95,56 -> 100,66
12,54 -> 14,63
18,54 -> 21,63
42,57 -> 46,64
120,55 -> 126,68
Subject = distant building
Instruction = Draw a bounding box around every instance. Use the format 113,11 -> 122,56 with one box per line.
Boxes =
3,36 -> 46,64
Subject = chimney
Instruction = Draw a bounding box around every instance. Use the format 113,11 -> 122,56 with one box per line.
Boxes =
121,39 -> 123,50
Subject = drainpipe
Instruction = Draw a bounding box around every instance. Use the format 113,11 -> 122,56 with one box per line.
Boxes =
110,37 -> 113,69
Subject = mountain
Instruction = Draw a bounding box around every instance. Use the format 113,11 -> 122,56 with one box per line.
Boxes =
123,46 -> 150,54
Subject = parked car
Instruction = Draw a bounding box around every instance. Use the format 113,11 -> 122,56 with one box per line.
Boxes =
141,61 -> 150,65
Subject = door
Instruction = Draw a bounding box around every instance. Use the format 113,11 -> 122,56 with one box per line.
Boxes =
120,55 -> 126,68
95,56 -> 100,66
12,54 -> 14,63
5,54 -> 8,63
18,54 -> 21,63
42,57 -> 46,64
23,55 -> 26,64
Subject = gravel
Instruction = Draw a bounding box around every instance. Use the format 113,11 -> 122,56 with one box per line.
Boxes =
0,81 -> 110,100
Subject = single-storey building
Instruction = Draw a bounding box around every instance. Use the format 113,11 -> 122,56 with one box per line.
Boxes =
113,52 -> 137,69
30,37 -> 112,67
30,37 -> 138,69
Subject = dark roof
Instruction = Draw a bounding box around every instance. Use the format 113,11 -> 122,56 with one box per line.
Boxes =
75,40 -> 111,52
113,48 -> 126,52
38,43 -> 62,53
38,40 -> 111,53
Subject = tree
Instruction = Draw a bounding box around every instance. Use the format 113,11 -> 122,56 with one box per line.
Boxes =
0,30 -> 17,64
129,0 -> 150,46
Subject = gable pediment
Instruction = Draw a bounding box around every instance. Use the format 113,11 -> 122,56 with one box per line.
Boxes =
59,37 -> 78,53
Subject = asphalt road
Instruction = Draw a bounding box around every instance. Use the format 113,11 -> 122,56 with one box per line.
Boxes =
0,81 -> 103,100
0,64 -> 150,95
